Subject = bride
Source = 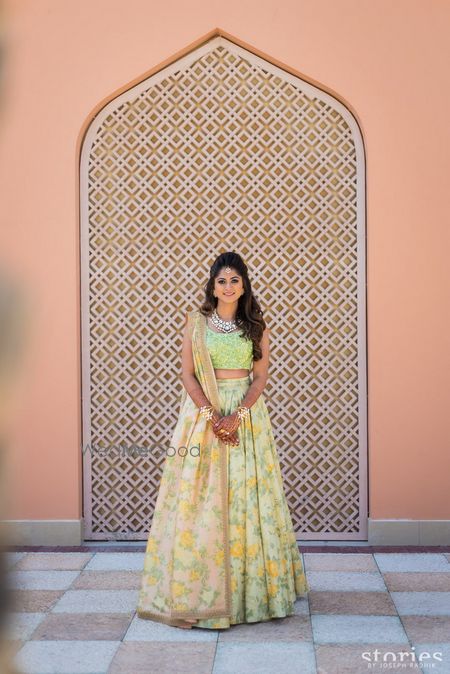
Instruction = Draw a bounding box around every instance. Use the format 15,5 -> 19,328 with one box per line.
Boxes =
137,251 -> 309,629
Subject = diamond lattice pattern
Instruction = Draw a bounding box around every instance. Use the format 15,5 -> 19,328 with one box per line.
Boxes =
82,40 -> 364,540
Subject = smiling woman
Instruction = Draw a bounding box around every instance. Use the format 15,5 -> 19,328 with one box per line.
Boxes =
137,251 -> 309,629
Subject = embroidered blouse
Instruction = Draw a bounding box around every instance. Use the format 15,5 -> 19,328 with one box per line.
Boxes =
205,325 -> 253,370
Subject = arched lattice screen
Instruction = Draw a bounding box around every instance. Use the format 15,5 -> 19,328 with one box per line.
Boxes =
81,36 -> 367,540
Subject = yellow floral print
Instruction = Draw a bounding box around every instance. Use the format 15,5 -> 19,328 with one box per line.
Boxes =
268,582 -> 278,597
247,544 -> 259,558
146,537 -> 157,553
179,501 -> 192,516
172,582 -> 186,597
230,541 -> 244,558
215,550 -> 224,565
234,524 -> 245,537
180,530 -> 195,548
178,479 -> 190,494
174,602 -> 188,611
268,560 -> 279,578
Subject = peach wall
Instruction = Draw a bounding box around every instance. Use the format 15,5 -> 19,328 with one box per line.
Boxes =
0,1 -> 449,525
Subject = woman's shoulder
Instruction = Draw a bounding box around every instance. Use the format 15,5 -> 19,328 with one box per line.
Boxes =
184,308 -> 202,335
186,308 -> 203,321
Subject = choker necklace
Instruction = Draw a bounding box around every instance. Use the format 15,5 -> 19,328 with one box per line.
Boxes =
211,309 -> 240,333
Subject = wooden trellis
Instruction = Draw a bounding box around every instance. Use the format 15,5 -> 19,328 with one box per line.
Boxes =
80,36 -> 367,540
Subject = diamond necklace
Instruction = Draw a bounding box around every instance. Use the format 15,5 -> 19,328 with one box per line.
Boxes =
211,309 -> 240,333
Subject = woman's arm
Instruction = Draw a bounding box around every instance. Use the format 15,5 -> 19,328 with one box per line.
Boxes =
238,326 -> 270,409
181,313 -> 215,409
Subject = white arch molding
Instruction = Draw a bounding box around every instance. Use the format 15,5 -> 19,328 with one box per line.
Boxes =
80,36 -> 367,541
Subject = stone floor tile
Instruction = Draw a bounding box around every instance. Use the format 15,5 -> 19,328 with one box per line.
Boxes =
309,591 -> 396,615
2,639 -> 26,656
412,644 -> 450,674
402,616 -> 450,643
311,615 -> 409,644
31,612 -> 133,641
8,570 -> 80,591
15,553 -> 93,571
374,553 -> 450,573
316,643 -> 418,674
72,570 -> 141,590
14,640 -> 120,674
217,614 -> 312,641
6,590 -> 64,613
384,572 -> 450,592
84,552 -> 144,571
391,592 -> 450,616
293,597 -> 310,615
307,571 -> 385,592
5,552 -> 26,569
0,640 -> 26,674
304,553 -> 377,572
108,641 -> 216,674
51,589 -> 138,613
212,641 -> 316,674
4,612 -> 46,641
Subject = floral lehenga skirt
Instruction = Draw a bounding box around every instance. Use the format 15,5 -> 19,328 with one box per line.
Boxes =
137,374 -> 309,629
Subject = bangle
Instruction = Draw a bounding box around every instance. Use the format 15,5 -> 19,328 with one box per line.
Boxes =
236,405 -> 250,422
199,405 -> 214,420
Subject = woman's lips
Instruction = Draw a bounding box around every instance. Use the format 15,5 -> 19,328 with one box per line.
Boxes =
224,293 -> 235,296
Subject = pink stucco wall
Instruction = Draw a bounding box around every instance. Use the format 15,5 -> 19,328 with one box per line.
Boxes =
0,1 -> 449,525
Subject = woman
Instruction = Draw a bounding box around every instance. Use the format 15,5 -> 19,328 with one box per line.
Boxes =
137,251 -> 309,629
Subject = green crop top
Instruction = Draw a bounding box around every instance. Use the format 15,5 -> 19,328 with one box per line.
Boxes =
206,325 -> 253,370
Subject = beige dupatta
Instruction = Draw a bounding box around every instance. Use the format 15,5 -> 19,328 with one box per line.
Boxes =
137,309 -> 231,625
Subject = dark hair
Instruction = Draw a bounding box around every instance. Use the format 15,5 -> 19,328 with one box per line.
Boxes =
199,252 -> 266,361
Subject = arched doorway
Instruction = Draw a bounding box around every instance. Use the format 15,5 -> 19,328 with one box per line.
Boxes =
80,35 -> 367,540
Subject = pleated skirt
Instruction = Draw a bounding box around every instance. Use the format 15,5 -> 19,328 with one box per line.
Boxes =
194,375 -> 309,629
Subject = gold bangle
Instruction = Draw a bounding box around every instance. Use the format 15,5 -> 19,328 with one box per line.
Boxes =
199,405 -> 214,420
236,405 -> 250,421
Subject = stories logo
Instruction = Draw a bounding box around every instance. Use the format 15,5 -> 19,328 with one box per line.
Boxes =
361,647 -> 443,669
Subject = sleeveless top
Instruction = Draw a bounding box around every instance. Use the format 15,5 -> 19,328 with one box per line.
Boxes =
205,325 -> 253,370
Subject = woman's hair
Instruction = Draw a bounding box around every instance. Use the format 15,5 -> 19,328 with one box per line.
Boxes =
199,251 -> 266,361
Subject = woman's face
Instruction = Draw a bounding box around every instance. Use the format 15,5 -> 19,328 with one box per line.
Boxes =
213,266 -> 244,302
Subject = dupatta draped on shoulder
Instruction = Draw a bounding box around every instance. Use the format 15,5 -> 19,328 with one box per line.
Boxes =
137,309 -> 232,625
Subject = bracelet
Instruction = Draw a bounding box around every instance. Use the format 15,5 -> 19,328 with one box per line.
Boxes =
199,405 -> 214,421
236,405 -> 250,422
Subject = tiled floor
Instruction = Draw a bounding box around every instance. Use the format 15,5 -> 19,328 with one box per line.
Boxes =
3,549 -> 450,674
